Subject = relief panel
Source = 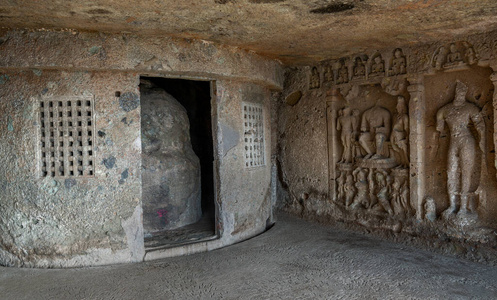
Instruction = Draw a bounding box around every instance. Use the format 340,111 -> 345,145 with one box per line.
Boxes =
330,84 -> 412,219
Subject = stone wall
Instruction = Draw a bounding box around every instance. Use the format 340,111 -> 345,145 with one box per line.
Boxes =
0,29 -> 282,267
278,30 -> 497,263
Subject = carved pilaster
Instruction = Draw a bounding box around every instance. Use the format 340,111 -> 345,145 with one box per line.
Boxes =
489,70 -> 497,181
326,88 -> 341,201
407,75 -> 425,220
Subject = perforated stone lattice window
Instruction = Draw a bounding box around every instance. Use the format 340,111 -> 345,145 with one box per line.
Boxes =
243,102 -> 265,168
38,97 -> 95,177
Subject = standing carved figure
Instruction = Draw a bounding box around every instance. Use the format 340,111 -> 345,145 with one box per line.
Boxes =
436,80 -> 485,219
391,96 -> 409,168
391,175 -> 404,216
375,171 -> 394,215
351,168 -> 370,209
310,67 -> 320,89
344,173 -> 356,207
359,104 -> 391,159
433,46 -> 446,70
337,106 -> 358,163
336,171 -> 346,203
463,42 -> 478,65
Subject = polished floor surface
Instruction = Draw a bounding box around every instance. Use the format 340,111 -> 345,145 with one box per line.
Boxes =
1,213 -> 496,299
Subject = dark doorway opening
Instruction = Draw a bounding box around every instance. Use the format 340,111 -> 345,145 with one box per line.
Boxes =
140,77 -> 216,250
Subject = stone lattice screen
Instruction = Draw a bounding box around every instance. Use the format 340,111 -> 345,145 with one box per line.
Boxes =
38,97 -> 95,177
242,102 -> 265,168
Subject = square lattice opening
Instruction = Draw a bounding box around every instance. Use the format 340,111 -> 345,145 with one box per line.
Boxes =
243,102 -> 265,168
38,97 -> 95,178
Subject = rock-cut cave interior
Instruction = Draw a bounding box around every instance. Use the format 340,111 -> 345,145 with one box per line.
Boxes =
2,0 -> 497,299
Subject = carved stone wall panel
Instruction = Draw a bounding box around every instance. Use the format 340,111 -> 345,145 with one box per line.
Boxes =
328,83 -> 412,219
285,31 -> 497,263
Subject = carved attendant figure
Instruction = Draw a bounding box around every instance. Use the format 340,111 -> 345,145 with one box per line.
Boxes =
351,168 -> 370,209
433,46 -> 446,70
391,96 -> 409,168
337,106 -> 358,163
344,173 -> 356,207
359,103 -> 391,159
436,80 -> 485,219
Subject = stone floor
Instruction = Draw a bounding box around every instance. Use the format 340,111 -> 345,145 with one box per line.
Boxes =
1,213 -> 497,300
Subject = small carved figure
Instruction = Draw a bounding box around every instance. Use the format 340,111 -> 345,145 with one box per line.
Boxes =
310,67 -> 320,89
351,109 -> 361,160
391,96 -> 409,168
336,171 -> 346,203
445,43 -> 463,66
337,106 -> 358,163
424,196 -> 437,222
337,61 -> 349,84
432,46 -> 446,70
390,48 -> 406,76
323,65 -> 333,82
463,42 -> 478,65
374,171 -> 393,215
391,175 -> 404,216
359,104 -> 392,159
353,57 -> 366,78
400,180 -> 411,215
351,168 -> 370,209
344,173 -> 356,207
371,55 -> 385,75
436,80 -> 485,219
382,77 -> 407,96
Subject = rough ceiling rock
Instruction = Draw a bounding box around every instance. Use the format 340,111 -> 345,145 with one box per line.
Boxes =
1,0 -> 497,65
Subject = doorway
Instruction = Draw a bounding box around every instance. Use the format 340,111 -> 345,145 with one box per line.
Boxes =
140,76 -> 216,250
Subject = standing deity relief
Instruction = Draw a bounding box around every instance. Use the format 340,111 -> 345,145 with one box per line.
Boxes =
435,80 -> 485,224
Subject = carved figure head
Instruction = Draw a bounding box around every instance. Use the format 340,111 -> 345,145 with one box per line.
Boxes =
449,43 -> 457,53
374,55 -> 382,64
454,80 -> 468,106
352,109 -> 360,117
396,96 -> 407,114
342,106 -> 351,116
394,48 -> 403,58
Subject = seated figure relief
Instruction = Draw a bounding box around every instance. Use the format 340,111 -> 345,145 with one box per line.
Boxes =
358,104 -> 391,159
353,57 -> 366,78
445,43 -> 463,67
390,48 -> 406,76
370,55 -> 385,76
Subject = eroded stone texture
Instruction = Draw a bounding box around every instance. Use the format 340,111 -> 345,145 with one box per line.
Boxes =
141,81 -> 201,233
278,31 -> 497,264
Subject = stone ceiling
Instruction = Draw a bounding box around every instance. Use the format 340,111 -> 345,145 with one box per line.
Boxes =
2,0 -> 497,65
